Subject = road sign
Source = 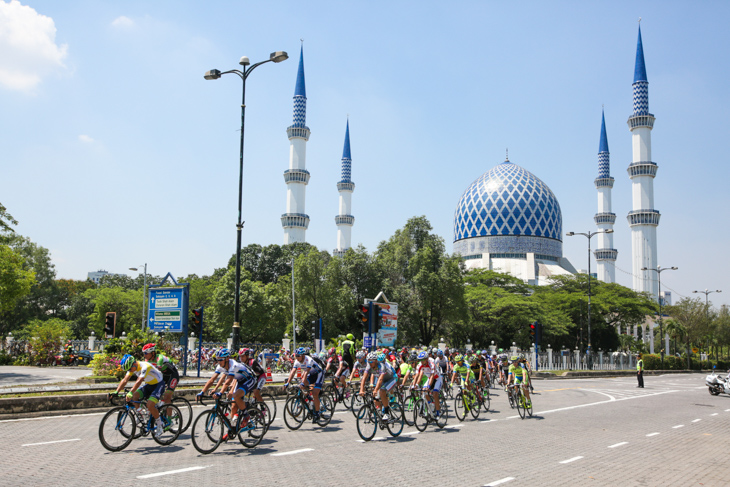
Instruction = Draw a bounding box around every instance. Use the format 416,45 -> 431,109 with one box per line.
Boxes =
148,287 -> 187,332
692,347 -> 699,354
363,336 -> 373,348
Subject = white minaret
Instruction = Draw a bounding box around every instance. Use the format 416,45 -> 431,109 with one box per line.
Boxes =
627,24 -> 660,300
281,46 -> 310,243
334,120 -> 355,257
595,110 -> 617,282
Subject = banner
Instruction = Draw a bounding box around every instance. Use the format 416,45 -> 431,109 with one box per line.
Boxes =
376,303 -> 398,347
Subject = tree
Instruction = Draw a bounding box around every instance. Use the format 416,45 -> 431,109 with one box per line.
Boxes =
83,286 -> 143,337
0,202 -> 18,241
667,297 -> 707,368
0,245 -> 35,327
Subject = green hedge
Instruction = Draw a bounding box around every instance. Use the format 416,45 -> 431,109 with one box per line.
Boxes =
642,353 -> 730,371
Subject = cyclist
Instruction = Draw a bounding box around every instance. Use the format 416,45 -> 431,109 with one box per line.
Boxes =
450,354 -> 474,390
239,348 -> 268,407
468,351 -> 484,387
358,352 -> 398,421
212,348 -> 257,438
348,350 -> 368,386
197,348 -> 232,398
411,350 -> 443,418
498,354 -> 510,386
338,334 -> 356,384
142,343 -> 179,409
520,356 -> 535,393
113,354 -> 167,436
434,349 -> 450,377
507,355 -> 531,406
284,347 -> 325,423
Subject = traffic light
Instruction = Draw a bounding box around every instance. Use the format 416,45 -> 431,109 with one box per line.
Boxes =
530,322 -> 536,338
536,321 -> 543,344
104,312 -> 116,338
191,307 -> 203,337
357,304 -> 370,329
373,305 -> 382,332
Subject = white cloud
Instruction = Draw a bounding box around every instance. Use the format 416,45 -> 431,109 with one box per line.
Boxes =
0,0 -> 68,92
78,134 -> 94,143
111,15 -> 134,29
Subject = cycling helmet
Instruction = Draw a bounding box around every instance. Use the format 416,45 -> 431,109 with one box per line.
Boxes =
328,347 -> 336,356
304,347 -> 311,354
318,351 -> 327,360
366,352 -> 379,362
417,351 -> 428,360
217,348 -> 231,359
431,347 -> 438,355
121,354 -> 136,371
239,347 -> 250,356
346,333 -> 354,340
437,349 -> 444,357
356,351 -> 367,360
409,352 -> 419,361
454,354 -> 464,362
376,352 -> 386,363
142,343 -> 156,354
295,347 -> 306,356
511,356 -> 519,361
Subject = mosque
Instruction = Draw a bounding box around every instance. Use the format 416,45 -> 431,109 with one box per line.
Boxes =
452,24 -> 660,299
278,25 -> 661,305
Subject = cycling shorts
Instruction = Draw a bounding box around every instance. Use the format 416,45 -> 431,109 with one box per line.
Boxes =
254,375 -> 266,390
141,382 -> 166,403
514,376 -> 526,385
427,375 -> 443,393
337,368 -> 351,379
307,367 -> 325,390
382,377 -> 398,392
162,368 -> 180,391
236,377 -> 256,395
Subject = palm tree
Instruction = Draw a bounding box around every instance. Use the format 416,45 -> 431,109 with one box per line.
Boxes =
664,319 -> 685,356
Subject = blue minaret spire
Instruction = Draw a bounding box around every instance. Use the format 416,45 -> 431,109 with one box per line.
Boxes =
598,109 -> 610,178
341,119 -> 352,182
292,46 -> 307,127
632,23 -> 650,116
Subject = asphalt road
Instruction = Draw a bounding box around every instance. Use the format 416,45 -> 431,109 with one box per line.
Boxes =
2,373 -> 728,486
0,366 -> 92,387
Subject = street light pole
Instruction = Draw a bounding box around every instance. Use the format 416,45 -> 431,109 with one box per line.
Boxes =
129,264 -> 147,330
642,266 -> 678,369
204,51 -> 288,352
692,288 -> 721,358
567,229 -> 613,370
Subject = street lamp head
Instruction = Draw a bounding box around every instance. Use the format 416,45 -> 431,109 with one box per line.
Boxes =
239,56 -> 250,66
566,232 -> 575,237
693,290 -> 698,293
204,69 -> 222,80
670,267 -> 678,270
641,267 -> 648,271
604,229 -> 614,234
129,267 -> 138,271
270,51 -> 288,63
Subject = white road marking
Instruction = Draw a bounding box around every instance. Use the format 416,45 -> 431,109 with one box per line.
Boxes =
137,466 -> 209,479
692,419 -> 701,423
480,419 -> 498,423
400,431 -> 420,435
710,413 -> 718,416
608,442 -> 628,448
0,412 -> 106,423
646,432 -> 660,437
559,456 -> 584,464
333,411 -> 348,415
537,389 -> 678,416
672,425 -> 684,429
270,448 -> 314,456
725,409 -> 730,412
22,438 -> 80,447
506,415 -> 520,419
484,477 -> 515,486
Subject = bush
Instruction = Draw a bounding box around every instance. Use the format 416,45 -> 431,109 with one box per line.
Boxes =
24,318 -> 72,366
90,353 -> 124,379
0,350 -> 13,365
642,354 -> 660,370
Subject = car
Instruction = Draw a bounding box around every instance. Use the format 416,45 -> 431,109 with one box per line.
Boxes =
76,349 -> 100,365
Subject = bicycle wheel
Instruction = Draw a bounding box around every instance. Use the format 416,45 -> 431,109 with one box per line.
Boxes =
468,392 -> 481,420
351,393 -> 365,418
435,402 -> 448,429
283,396 -> 306,430
341,384 -> 355,410
171,397 -> 192,433
386,403 -> 404,437
259,391 -> 277,426
525,393 -> 533,417
481,386 -> 491,412
413,399 -> 429,432
402,393 -> 416,426
507,388 -> 515,409
99,406 -> 136,452
153,404 -> 182,446
239,405 -> 267,448
316,394 -> 334,427
191,409 -> 223,454
454,392 -> 466,422
515,391 -> 526,419
356,405 -> 377,441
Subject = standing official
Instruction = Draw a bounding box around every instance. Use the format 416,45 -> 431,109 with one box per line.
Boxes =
636,353 -> 644,388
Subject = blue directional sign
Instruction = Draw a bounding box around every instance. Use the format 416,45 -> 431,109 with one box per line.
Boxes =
148,287 -> 187,332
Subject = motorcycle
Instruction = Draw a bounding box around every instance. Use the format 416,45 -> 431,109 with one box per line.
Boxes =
705,367 -> 730,396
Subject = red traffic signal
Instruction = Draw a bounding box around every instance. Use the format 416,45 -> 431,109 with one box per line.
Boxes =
530,323 -> 536,336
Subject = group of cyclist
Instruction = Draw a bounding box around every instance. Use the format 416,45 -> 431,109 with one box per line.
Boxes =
110,337 -> 534,443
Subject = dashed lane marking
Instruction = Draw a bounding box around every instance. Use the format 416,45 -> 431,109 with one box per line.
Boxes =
646,432 -> 660,437
692,419 -> 702,423
137,466 -> 210,479
710,413 -> 718,416
22,438 -> 80,447
672,425 -> 684,429
484,477 -> 515,486
270,448 -> 314,456
608,442 -> 628,448
559,456 -> 584,464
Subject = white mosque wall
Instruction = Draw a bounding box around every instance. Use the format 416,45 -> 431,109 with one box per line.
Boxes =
284,228 -> 306,244
631,175 -> 655,211
338,191 -> 352,215
337,225 -> 352,251
289,138 -> 307,169
286,184 -> 307,214
631,127 -> 652,162
631,225 -> 658,299
597,186 -> 612,213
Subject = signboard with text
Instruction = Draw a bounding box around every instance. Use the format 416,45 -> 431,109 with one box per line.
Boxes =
376,303 -> 398,347
148,287 -> 187,332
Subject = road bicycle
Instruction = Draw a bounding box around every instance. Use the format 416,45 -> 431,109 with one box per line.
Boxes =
99,395 -> 182,452
283,385 -> 334,430
453,383 -> 481,421
111,387 -> 193,434
244,388 -> 277,427
323,377 -> 355,410
507,384 -> 532,419
191,394 -> 268,454
412,386 -> 448,431
355,390 -> 404,441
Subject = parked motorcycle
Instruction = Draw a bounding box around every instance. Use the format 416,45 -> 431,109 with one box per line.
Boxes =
705,367 -> 730,396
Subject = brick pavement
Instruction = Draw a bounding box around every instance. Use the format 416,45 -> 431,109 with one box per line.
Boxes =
1,374 -> 728,486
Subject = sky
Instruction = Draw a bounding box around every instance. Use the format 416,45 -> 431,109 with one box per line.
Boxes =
2,1 -> 729,308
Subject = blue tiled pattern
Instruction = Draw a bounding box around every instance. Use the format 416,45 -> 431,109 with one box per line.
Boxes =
632,81 -> 649,115
341,156 -> 351,181
453,161 -> 562,243
453,235 -> 562,259
598,152 -> 610,178
293,96 -> 307,127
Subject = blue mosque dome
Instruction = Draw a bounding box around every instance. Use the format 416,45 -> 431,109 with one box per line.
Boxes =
453,157 -> 563,259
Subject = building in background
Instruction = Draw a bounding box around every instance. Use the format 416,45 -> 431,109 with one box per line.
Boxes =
594,110 -> 618,283
334,120 -> 355,257
87,269 -> 125,285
